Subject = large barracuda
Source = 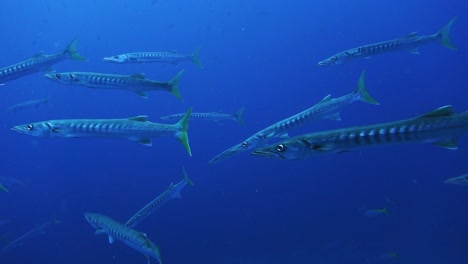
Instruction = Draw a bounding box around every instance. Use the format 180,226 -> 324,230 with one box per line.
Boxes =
0,38 -> 86,84
85,213 -> 161,264
43,69 -> 184,101
103,48 -> 203,69
209,71 -> 378,163
11,108 -> 193,156
125,167 -> 193,228
161,107 -> 245,125
252,105 -> 468,160
317,17 -> 457,66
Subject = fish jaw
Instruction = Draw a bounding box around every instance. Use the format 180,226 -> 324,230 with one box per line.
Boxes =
103,55 -> 127,63
251,148 -> 285,159
209,143 -> 250,163
11,122 -> 52,137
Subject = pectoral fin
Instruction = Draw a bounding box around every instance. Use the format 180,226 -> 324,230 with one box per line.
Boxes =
409,48 -> 420,54
432,138 -> 458,150
108,236 -> 115,244
135,91 -> 148,98
130,137 -> 152,146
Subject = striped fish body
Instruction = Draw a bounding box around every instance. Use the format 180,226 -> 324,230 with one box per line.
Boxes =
103,49 -> 203,69
317,17 -> 457,66
12,107 -> 193,155
445,174 -> 468,185
44,70 -> 184,100
0,38 -> 85,84
161,111 -> 242,124
125,169 -> 193,228
45,72 -> 171,91
85,213 -> 161,264
253,106 -> 468,160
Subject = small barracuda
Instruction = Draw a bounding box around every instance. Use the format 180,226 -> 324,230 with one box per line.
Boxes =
126,167 -> 194,228
0,38 -> 86,84
252,105 -> 468,160
444,173 -> 468,186
85,213 -> 161,264
209,70 -> 378,163
103,48 -> 203,69
161,107 -> 245,125
317,17 -> 456,66
6,96 -> 50,112
0,218 -> 60,255
11,107 -> 193,156
43,69 -> 184,101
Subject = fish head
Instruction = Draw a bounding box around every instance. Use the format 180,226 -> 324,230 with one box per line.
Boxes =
43,72 -> 80,85
252,138 -> 322,160
317,51 -> 351,66
84,213 -> 101,229
208,136 -> 264,163
11,121 -> 57,137
103,54 -> 129,63
444,174 -> 468,185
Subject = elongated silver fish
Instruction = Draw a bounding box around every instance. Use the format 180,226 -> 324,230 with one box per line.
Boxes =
103,48 -> 203,69
11,107 -> 193,156
6,96 -> 50,112
209,70 -> 378,163
0,38 -> 86,84
126,167 -> 194,228
85,213 -> 161,264
445,174 -> 468,186
161,107 -> 245,125
252,105 -> 468,160
43,69 -> 184,101
317,17 -> 456,66
0,218 -> 60,255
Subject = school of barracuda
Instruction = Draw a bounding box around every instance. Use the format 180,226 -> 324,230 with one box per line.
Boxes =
1,16 -> 465,264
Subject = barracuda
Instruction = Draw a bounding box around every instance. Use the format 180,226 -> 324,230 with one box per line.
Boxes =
6,96 -> 50,112
0,38 -> 86,84
126,167 -> 193,228
103,48 -> 203,69
161,107 -> 245,125
43,69 -> 184,101
252,105 -> 468,160
85,213 -> 161,264
209,70 -> 378,163
11,107 -> 193,156
317,17 -> 457,66
445,174 -> 468,186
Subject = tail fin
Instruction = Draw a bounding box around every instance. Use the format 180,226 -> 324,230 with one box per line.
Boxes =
182,166 -> 194,186
233,107 -> 245,125
380,207 -> 390,216
175,107 -> 192,156
437,17 -> 457,50
0,182 -> 8,192
168,69 -> 184,102
354,70 -> 379,105
63,38 -> 87,61
191,48 -> 203,69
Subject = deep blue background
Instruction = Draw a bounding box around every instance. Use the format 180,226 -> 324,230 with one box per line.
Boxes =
0,0 -> 467,263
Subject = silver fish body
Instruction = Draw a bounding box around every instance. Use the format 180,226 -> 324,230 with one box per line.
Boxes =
252,105 -> 468,160
209,70 -> 378,163
11,108 -> 193,155
125,168 -> 193,228
0,38 -> 86,84
85,213 -> 161,264
44,70 -> 184,101
6,96 -> 50,112
445,174 -> 468,185
318,17 -> 457,66
161,107 -> 245,125
103,48 -> 203,69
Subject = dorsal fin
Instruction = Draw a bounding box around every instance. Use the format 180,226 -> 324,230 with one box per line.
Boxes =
32,51 -> 45,58
421,105 -> 455,118
403,32 -> 418,38
130,73 -> 145,79
128,115 -> 148,122
170,49 -> 177,53
319,94 -> 332,103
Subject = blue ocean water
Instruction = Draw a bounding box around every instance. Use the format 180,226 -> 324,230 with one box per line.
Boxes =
0,0 -> 467,263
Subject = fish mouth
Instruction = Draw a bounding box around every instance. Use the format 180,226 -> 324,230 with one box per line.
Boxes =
43,73 -> 55,80
251,149 -> 282,159
102,57 -> 113,62
317,61 -> 331,66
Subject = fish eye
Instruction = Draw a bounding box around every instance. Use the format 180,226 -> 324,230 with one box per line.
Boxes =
241,142 -> 248,147
114,56 -> 119,59
26,124 -> 34,131
276,144 -> 285,152
55,73 -> 61,79
464,176 -> 468,181
331,56 -> 337,61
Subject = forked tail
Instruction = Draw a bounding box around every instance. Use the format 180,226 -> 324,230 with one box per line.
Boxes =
168,69 -> 184,102
63,38 -> 87,61
175,107 -> 192,156
437,17 -> 457,50
354,70 -> 379,105
233,107 -> 245,125
191,48 -> 203,69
